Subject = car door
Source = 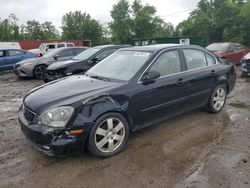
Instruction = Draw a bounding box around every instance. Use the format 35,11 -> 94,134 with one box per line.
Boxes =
181,49 -> 217,109
0,50 -> 7,70
130,49 -> 189,128
4,50 -> 24,69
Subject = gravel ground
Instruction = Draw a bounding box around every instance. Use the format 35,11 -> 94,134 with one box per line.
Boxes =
0,70 -> 250,188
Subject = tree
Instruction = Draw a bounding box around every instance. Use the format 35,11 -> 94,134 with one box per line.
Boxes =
110,0 -> 133,44
0,14 -> 20,41
110,0 -> 175,44
61,11 -> 103,45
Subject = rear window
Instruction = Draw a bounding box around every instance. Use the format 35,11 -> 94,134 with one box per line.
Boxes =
67,43 -> 74,47
8,50 -> 24,56
183,49 -> 207,70
57,44 -> 65,48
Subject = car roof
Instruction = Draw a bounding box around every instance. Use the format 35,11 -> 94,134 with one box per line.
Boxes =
119,44 -> 204,52
93,44 -> 131,49
0,48 -> 24,51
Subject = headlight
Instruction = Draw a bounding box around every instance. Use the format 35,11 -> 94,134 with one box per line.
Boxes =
38,106 -> 74,127
21,62 -> 34,68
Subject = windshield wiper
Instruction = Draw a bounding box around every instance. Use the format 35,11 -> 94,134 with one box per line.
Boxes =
89,75 -> 110,81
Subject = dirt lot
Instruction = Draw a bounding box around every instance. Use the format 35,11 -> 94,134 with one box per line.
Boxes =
0,70 -> 250,188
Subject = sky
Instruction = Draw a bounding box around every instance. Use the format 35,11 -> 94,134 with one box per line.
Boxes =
0,0 -> 200,30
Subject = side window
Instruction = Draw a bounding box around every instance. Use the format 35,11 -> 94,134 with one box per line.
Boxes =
47,45 -> 55,49
183,49 -> 207,70
74,48 -> 85,55
95,49 -> 117,61
57,49 -> 74,57
206,53 -> 216,66
57,44 -> 65,48
149,50 -> 182,77
235,44 -> 243,51
67,43 -> 74,47
228,44 -> 237,52
8,50 -> 24,56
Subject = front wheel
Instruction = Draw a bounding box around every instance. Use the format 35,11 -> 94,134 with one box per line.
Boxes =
33,65 -> 47,79
207,84 -> 227,113
87,113 -> 129,158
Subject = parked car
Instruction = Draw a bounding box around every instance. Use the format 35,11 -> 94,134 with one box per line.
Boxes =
240,52 -> 250,77
18,44 -> 236,157
43,45 -> 130,82
29,42 -> 75,56
206,42 -> 250,65
0,49 -> 36,71
14,47 -> 88,79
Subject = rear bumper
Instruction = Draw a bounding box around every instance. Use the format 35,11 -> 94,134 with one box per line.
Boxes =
18,105 -> 90,156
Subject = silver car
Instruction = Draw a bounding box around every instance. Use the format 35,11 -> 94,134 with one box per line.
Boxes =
14,47 -> 88,79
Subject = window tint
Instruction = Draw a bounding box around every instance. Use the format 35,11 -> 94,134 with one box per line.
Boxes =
149,50 -> 181,77
95,49 -> 117,61
183,49 -> 207,70
74,48 -> 85,55
58,49 -> 74,57
57,44 -> 65,48
67,43 -> 74,47
206,54 -> 216,66
8,50 -> 24,56
47,45 -> 55,49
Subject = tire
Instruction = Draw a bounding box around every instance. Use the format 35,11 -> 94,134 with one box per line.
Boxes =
87,113 -> 129,158
33,65 -> 47,79
207,84 -> 227,113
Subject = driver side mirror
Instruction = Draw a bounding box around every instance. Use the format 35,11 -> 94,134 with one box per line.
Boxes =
90,57 -> 100,63
141,71 -> 160,83
53,54 -> 60,60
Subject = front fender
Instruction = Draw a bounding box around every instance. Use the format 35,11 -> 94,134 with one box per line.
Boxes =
72,95 -> 132,129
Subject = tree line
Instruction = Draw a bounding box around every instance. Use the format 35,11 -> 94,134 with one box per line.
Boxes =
0,0 -> 250,46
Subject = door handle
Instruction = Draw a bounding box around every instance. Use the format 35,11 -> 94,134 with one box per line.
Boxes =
176,79 -> 186,86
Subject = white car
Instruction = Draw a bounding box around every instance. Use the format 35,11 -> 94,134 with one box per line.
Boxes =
0,42 -> 21,49
29,42 -> 75,56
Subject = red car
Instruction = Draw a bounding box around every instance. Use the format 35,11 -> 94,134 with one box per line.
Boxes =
206,42 -> 250,65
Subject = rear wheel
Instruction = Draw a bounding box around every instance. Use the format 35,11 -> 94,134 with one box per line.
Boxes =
87,113 -> 129,158
207,84 -> 227,113
33,65 -> 47,79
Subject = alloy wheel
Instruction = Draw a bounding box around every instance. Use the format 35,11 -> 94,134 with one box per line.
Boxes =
213,87 -> 226,111
94,118 -> 125,153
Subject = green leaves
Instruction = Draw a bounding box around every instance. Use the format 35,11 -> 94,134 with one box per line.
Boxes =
61,11 -> 103,46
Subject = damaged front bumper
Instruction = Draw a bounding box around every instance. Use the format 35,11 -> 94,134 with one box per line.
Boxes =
18,107 -> 88,156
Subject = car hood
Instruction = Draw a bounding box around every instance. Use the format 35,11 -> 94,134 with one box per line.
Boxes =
16,57 -> 50,66
47,59 -> 81,70
24,75 -> 123,113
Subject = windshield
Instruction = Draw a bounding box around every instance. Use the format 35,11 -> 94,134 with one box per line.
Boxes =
87,51 -> 152,81
73,48 -> 100,60
206,43 -> 230,52
39,43 -> 45,50
42,48 -> 61,58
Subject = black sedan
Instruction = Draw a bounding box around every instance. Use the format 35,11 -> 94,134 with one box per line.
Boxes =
14,47 -> 88,79
18,44 -> 236,157
43,45 -> 130,82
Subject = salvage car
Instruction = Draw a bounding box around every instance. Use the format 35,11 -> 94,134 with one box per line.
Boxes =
18,44 -> 236,157
240,52 -> 250,77
0,49 -> 36,71
43,45 -> 130,82
206,42 -> 250,65
14,47 -> 88,79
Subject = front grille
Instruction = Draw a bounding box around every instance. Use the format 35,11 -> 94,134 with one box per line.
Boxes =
23,105 -> 36,123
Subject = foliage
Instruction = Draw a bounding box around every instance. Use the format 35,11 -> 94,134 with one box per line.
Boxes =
61,11 -> 103,45
176,0 -> 250,46
110,0 -> 174,44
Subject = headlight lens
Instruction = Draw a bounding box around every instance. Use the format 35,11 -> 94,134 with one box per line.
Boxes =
21,62 -> 34,67
38,106 -> 74,127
